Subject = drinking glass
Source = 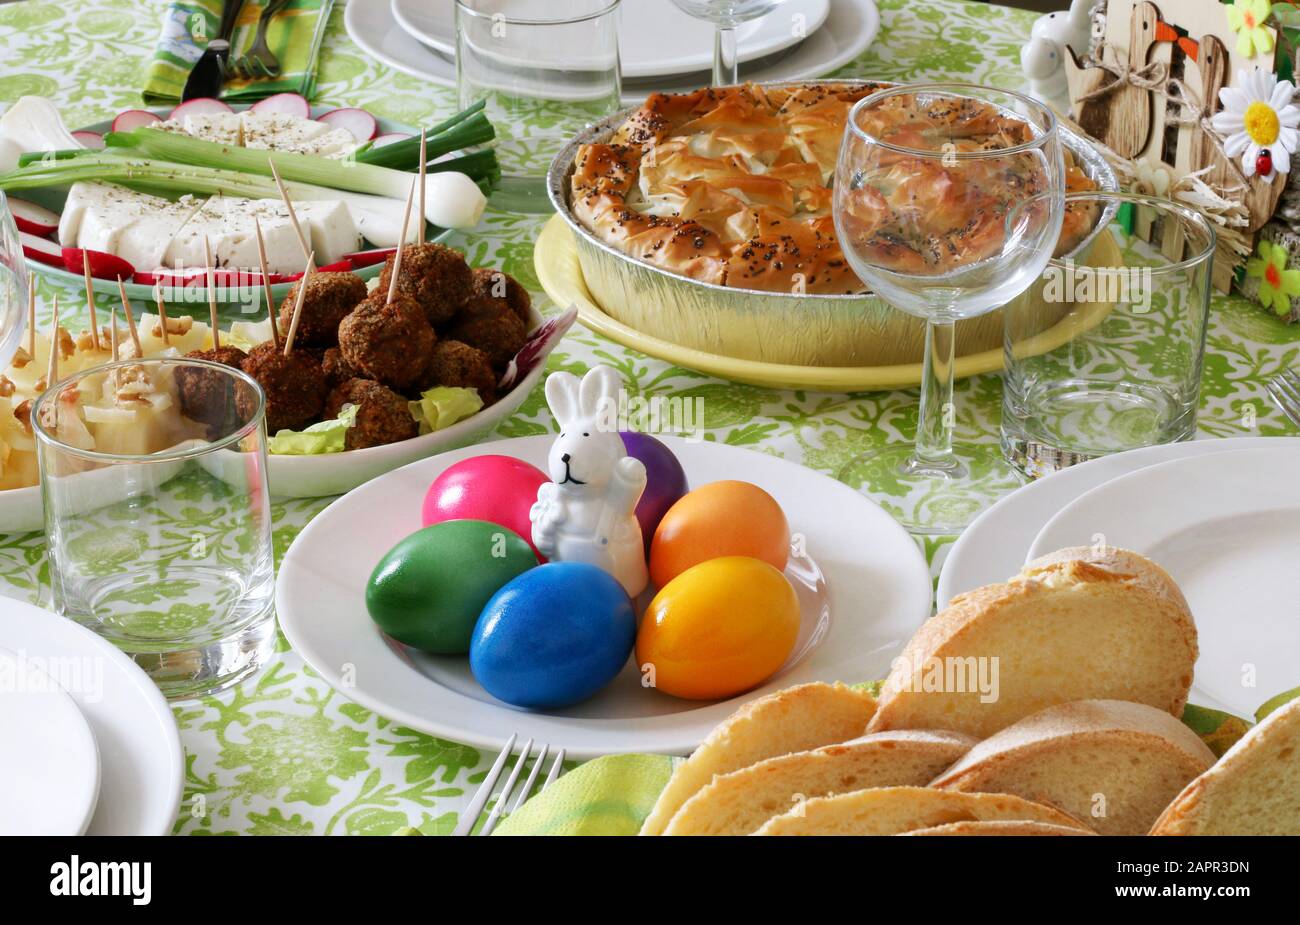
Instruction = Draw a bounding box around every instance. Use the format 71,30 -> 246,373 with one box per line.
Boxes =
33,357 -> 276,699
1002,191 -> 1215,477
456,0 -> 622,212
669,0 -> 788,86
0,192 -> 28,370
833,84 -> 1066,533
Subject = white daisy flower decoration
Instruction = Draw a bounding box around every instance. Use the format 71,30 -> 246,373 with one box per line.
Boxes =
1211,67 -> 1300,181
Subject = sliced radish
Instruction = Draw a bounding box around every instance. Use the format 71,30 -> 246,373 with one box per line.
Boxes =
71,130 -> 105,149
342,247 -> 396,269
9,198 -> 60,236
368,132 -> 411,149
21,231 -> 64,267
167,97 -> 234,120
112,109 -> 163,132
316,259 -> 353,273
251,92 -> 312,119
62,247 -> 135,280
317,108 -> 378,143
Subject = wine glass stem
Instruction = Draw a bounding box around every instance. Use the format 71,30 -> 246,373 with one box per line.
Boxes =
916,318 -> 957,466
713,25 -> 739,86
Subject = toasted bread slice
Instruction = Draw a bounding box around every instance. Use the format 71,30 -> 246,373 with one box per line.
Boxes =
640,682 -> 877,835
1151,697 -> 1300,835
868,547 -> 1197,739
902,820 -> 1095,836
663,730 -> 977,836
930,699 -> 1215,835
753,786 -> 1086,836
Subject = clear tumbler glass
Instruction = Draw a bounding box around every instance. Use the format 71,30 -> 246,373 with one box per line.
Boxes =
32,357 -> 275,699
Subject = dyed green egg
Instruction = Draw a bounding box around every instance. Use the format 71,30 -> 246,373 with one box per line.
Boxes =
365,520 -> 538,654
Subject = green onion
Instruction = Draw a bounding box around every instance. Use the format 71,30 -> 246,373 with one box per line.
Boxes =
355,102 -> 496,171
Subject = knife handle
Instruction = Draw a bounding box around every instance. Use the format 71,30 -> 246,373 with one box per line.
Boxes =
216,0 -> 245,42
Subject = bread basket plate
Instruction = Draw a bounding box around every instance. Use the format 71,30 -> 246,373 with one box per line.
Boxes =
277,434 -> 932,758
1027,445 -> 1300,717
536,212 -> 1121,391
19,107 -> 453,313
545,83 -> 1119,376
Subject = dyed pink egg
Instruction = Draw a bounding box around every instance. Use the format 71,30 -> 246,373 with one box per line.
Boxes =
421,455 -> 550,559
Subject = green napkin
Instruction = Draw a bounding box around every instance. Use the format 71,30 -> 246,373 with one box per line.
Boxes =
142,0 -> 334,105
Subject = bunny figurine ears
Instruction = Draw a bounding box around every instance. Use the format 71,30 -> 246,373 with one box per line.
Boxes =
545,365 -> 621,429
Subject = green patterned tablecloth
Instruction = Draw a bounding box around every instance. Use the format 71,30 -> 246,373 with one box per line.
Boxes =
2,0 -> 1298,836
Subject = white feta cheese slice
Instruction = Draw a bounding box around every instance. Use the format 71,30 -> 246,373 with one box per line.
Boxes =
240,111 -> 358,159
292,200 -> 361,264
164,196 -> 304,275
59,181 -> 202,272
155,112 -> 243,147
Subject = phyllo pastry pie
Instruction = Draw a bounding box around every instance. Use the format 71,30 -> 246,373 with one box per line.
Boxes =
569,83 -> 1100,295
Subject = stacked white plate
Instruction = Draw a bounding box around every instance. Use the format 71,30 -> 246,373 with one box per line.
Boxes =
0,596 -> 183,835
348,0 -> 880,105
937,437 -> 1300,719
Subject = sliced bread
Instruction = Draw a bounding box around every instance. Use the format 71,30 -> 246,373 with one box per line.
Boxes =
930,699 -> 1216,835
663,730 -> 977,836
1151,696 -> 1300,835
639,682 -> 877,835
752,786 -> 1086,836
902,820 -> 1095,836
868,547 -> 1198,739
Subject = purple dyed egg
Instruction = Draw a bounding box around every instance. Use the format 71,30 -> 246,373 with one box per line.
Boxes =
620,431 -> 689,552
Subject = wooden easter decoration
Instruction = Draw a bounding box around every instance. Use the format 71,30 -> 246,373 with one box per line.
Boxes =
1066,1 -> 1160,158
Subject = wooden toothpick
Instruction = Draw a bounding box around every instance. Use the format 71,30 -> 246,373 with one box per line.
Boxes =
155,286 -> 170,347
253,217 -> 281,351
81,250 -> 100,352
46,296 -> 59,428
417,129 -> 427,244
268,159 -> 315,272
203,236 -> 220,350
116,276 -> 142,357
283,252 -> 314,357
386,175 -> 419,307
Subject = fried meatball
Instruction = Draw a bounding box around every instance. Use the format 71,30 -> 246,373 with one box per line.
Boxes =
176,346 -> 250,436
377,243 -> 473,326
321,346 -> 361,386
238,342 -> 327,434
338,295 -> 436,392
324,378 -> 418,450
276,272 -> 368,348
444,303 -> 526,369
418,339 -> 497,404
466,267 -> 532,326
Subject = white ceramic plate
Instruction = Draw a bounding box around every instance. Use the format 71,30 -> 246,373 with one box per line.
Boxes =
349,0 -> 878,105
1027,446 -> 1300,717
0,646 -> 100,835
0,596 -> 183,834
277,434 -> 931,758
391,0 -> 830,81
935,437 -> 1300,609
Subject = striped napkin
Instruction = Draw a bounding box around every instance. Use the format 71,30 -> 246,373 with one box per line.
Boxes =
142,0 -> 334,104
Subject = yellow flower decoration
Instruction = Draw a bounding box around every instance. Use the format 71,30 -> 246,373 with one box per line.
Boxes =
1246,240 -> 1300,315
1225,0 -> 1276,59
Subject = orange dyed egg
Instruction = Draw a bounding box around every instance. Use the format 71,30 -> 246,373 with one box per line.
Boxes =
649,480 -> 789,588
636,556 -> 800,700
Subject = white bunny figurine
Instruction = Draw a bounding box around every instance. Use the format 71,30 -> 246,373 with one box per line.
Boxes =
530,366 -> 649,598
1021,0 -> 1094,112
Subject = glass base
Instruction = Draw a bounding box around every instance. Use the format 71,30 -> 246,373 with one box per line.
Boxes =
837,443 -> 1026,534
488,175 -> 555,214
116,612 -> 277,701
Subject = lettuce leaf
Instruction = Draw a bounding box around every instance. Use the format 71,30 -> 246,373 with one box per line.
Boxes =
268,404 -> 359,455
409,386 -> 483,435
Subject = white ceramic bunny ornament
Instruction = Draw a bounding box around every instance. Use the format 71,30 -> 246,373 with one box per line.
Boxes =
530,366 -> 649,597
1021,0 -> 1094,112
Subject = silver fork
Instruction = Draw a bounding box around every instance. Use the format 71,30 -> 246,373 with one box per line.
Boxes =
451,735 -> 566,836
233,0 -> 290,79
1267,368 -> 1300,428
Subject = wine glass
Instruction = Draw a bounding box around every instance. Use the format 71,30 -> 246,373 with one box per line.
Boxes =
0,192 -> 28,371
832,83 -> 1066,533
670,0 -> 788,86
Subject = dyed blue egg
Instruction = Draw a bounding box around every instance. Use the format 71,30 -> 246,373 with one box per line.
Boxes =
470,562 -> 636,709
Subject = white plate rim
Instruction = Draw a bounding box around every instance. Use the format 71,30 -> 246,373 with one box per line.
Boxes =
935,437 -> 1300,608
276,433 -> 931,758
389,0 -> 832,80
348,0 -> 879,105
0,596 -> 184,835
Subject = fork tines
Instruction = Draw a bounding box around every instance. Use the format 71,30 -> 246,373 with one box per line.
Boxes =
1267,368 -> 1300,428
451,736 -> 566,836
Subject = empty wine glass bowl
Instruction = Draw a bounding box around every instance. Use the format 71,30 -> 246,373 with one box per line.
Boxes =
0,192 -> 28,371
670,0 -> 789,85
831,83 -> 1067,533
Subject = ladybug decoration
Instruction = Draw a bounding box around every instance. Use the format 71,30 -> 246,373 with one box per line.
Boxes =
1257,150 -> 1274,179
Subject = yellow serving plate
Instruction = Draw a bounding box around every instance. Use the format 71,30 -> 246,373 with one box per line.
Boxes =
535,214 -> 1121,392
